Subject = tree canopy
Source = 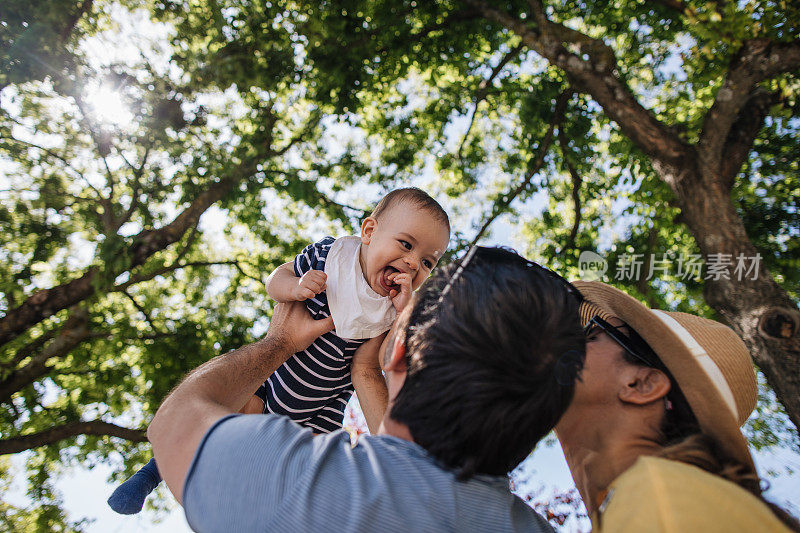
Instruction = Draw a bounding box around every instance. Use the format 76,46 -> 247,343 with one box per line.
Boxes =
1,0 -> 798,528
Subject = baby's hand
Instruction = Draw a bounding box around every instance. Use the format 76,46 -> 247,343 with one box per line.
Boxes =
294,270 -> 327,300
387,272 -> 412,312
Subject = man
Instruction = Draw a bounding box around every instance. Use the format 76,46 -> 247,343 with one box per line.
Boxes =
148,247 -> 584,532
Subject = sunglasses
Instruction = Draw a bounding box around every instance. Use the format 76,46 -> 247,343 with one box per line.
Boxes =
438,246 -> 584,305
583,316 -> 665,370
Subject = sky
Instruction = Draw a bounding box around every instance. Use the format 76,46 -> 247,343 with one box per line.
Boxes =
3,4 -> 800,532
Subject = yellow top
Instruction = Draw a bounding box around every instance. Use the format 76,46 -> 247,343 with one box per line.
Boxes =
593,456 -> 791,532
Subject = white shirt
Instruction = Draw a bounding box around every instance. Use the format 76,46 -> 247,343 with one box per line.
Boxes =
324,236 -> 396,340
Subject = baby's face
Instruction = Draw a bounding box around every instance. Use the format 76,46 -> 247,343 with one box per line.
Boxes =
360,204 -> 450,297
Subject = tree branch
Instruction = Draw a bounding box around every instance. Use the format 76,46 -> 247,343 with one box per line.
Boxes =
172,223 -> 200,266
112,260 -> 252,292
3,112 -> 119,234
0,327 -> 56,372
0,308 -> 90,404
230,262 -> 265,285
0,136 -> 101,197
67,89 -> 119,200
0,420 -> 146,455
469,89 -> 571,246
58,0 -> 94,43
120,289 -> 160,333
699,39 -> 800,174
557,127 -> 582,256
0,167 -> 250,348
114,145 -> 151,232
459,43 -> 524,159
719,89 -> 781,188
465,0 -> 689,174
273,111 -> 322,156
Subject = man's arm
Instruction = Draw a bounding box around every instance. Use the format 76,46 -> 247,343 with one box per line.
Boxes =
350,333 -> 389,434
147,302 -> 333,503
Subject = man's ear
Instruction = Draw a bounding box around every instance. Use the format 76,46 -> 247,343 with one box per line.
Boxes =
361,216 -> 377,245
383,334 -> 407,373
618,367 -> 671,406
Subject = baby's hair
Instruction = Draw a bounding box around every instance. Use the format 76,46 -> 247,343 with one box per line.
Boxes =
371,187 -> 450,231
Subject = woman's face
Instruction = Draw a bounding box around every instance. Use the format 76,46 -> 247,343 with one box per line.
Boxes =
570,316 -> 634,408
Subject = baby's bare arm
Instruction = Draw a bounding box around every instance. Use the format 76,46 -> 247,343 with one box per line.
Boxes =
239,395 -> 264,414
266,262 -> 326,302
351,333 -> 389,434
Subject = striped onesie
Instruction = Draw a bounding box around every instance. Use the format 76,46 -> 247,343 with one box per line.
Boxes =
255,237 -> 369,434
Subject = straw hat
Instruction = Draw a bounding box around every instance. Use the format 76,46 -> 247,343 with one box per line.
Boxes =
572,281 -> 758,473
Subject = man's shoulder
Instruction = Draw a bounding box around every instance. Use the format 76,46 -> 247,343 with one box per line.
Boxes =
345,435 -> 554,532
185,419 -> 553,533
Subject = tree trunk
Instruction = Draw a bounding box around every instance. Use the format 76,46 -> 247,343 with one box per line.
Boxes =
466,0 -> 800,435
662,162 -> 800,434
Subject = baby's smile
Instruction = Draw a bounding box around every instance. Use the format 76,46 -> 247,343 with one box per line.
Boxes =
379,266 -> 401,293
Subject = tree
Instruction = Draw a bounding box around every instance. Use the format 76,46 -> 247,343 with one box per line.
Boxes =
281,0 -> 800,437
0,0 -> 96,94
2,0 -> 797,527
0,1 -> 362,525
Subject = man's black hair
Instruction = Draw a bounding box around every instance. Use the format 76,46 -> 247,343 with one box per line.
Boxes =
390,247 -> 584,480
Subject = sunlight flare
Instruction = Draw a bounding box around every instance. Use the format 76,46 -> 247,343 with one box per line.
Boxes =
84,81 -> 133,126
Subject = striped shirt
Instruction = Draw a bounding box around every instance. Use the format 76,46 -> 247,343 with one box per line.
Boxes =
184,415 -> 555,533
256,237 -> 368,433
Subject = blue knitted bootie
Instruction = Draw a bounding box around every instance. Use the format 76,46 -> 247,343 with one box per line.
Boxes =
107,458 -> 162,514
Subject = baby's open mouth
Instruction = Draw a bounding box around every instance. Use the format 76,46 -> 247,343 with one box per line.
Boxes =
380,266 -> 400,293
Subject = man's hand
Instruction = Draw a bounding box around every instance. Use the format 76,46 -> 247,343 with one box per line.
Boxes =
149,300 -> 334,504
294,270 -> 327,300
264,301 -> 334,355
387,272 -> 413,312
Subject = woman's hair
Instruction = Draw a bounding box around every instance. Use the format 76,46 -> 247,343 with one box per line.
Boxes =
619,329 -> 800,530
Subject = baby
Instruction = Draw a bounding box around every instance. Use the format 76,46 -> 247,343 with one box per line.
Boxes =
108,187 -> 451,514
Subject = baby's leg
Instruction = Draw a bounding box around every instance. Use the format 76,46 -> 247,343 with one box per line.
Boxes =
108,393 -> 262,514
107,457 -> 162,515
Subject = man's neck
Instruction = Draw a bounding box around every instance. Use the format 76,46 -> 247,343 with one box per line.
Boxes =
377,414 -> 415,442
558,414 -> 662,513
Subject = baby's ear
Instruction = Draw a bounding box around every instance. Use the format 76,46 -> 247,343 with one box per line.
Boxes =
360,216 -> 377,244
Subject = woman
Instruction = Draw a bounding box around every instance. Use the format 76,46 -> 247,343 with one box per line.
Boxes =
556,281 -> 798,531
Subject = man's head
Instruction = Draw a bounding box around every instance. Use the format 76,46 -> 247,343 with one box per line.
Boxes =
360,188 -> 450,296
386,247 -> 584,479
